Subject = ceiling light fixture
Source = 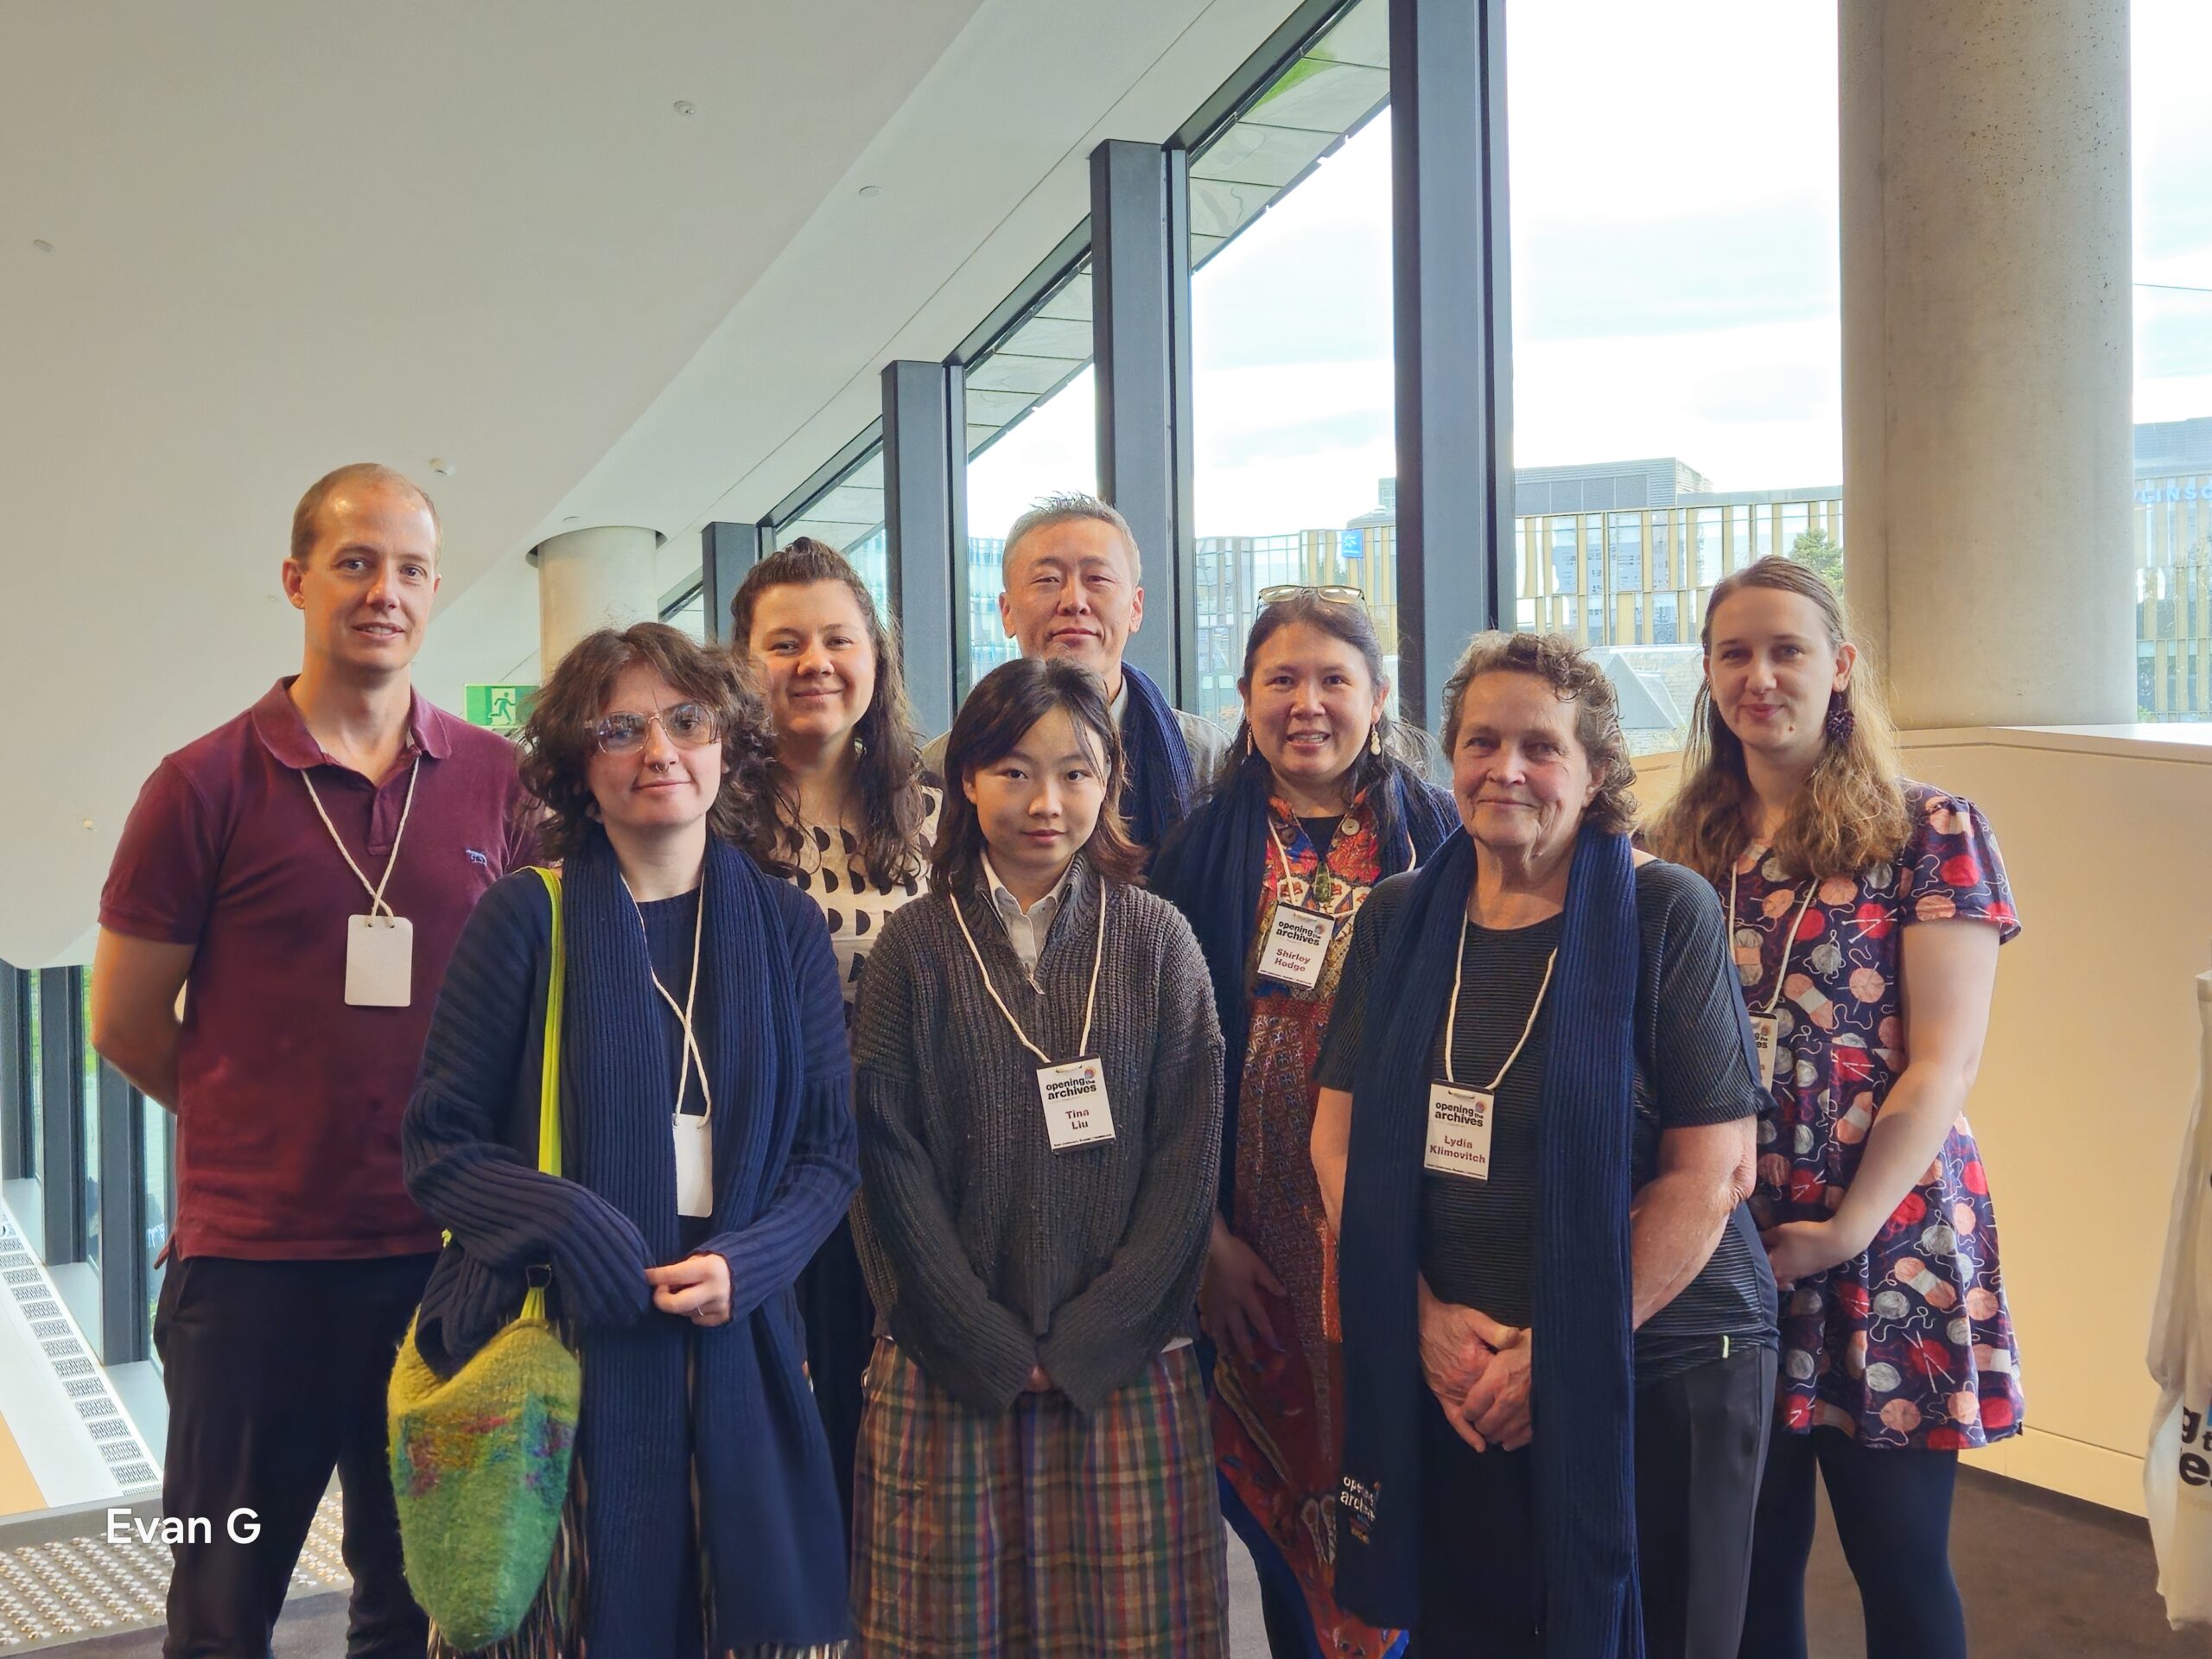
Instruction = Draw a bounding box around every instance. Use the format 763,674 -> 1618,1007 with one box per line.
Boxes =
429,458 -> 456,475
673,100 -> 696,117
857,185 -> 882,200
31,238 -> 54,253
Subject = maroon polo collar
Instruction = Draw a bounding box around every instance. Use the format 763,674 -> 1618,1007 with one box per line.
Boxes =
248,677 -> 454,773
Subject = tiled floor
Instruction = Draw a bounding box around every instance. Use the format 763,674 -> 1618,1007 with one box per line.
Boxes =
0,1217 -> 159,1522
0,1494 -> 347,1654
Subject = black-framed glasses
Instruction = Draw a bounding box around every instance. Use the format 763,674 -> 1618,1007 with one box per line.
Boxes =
591,703 -> 719,754
1258,582 -> 1367,607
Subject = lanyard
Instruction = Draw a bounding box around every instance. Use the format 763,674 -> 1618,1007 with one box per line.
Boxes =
1440,920 -> 1557,1091
624,869 -> 714,1122
951,870 -> 1108,1067
1265,809 -> 1420,909
1728,858 -> 1822,1018
1267,817 -> 1326,907
302,758 -> 420,918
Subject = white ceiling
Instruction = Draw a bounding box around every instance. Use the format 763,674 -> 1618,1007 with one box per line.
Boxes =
0,0 -> 1299,965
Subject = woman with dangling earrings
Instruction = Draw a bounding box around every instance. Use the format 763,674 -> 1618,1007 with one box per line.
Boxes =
1645,555 -> 2024,1659
1152,588 -> 1452,1659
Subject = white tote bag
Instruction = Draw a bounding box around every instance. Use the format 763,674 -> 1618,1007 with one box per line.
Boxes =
2147,970 -> 2212,1626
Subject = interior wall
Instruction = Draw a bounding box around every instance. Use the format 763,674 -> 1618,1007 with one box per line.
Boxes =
1636,728 -> 2212,1516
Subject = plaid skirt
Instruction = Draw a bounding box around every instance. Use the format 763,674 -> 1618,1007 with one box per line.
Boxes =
850,1338 -> 1228,1657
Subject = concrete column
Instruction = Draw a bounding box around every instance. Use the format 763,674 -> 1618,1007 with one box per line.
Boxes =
531,525 -> 661,670
1840,0 -> 2132,728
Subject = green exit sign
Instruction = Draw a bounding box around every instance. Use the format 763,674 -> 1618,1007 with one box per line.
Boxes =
465,684 -> 537,732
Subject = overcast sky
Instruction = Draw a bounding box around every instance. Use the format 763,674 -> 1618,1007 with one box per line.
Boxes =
967,0 -> 2209,544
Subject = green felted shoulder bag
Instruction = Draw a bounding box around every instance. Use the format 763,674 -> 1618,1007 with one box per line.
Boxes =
389,867 -> 582,1657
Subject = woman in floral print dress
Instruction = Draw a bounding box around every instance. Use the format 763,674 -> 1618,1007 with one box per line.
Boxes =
1646,556 -> 2023,1659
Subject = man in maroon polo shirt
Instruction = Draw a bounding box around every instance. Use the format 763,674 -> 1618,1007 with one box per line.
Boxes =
92,462 -> 534,1659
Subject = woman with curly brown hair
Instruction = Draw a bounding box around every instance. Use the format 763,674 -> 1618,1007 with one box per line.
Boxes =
402,622 -> 855,1657
1313,631 -> 1775,1659
727,538 -> 940,1530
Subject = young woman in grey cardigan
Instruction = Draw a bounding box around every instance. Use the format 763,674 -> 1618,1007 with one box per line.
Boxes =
849,658 -> 1230,1657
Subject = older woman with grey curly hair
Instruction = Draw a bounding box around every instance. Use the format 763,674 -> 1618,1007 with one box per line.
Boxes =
1311,632 -> 1778,1659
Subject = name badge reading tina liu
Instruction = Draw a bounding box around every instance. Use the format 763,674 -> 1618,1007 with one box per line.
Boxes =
1749,1013 -> 1782,1090
344,915 -> 414,1007
1257,905 -> 1337,989
1037,1058 -> 1116,1152
1424,1082 -> 1494,1180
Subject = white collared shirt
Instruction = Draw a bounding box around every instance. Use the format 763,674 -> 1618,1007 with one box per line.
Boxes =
979,850 -> 1077,982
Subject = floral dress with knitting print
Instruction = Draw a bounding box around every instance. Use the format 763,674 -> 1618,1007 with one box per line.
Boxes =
1733,781 -> 2024,1451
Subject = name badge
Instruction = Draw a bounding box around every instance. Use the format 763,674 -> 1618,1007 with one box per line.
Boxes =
673,1112 -> 713,1217
1037,1058 -> 1116,1152
1750,1013 -> 1781,1090
1424,1083 -> 1493,1180
1258,905 -> 1337,989
345,915 -> 414,1007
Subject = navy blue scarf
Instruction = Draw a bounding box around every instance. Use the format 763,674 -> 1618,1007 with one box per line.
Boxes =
562,830 -> 851,1656
1152,756 -> 1455,1214
1119,664 -> 1199,851
1334,826 -> 1643,1656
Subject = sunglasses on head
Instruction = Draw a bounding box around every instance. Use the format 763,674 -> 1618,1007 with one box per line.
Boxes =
1257,583 -> 1367,607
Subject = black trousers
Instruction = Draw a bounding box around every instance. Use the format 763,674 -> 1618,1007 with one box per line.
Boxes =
1637,1344 -> 1777,1659
1413,1346 -> 1774,1659
796,1214 -> 874,1537
1737,1426 -> 1965,1659
154,1253 -> 436,1659
1413,1393 -> 1544,1657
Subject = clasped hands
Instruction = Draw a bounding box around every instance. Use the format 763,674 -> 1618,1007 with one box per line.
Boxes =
1418,1278 -> 1531,1452
644,1253 -> 733,1326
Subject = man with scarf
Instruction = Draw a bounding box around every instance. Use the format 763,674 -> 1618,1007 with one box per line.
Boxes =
923,492 -> 1224,853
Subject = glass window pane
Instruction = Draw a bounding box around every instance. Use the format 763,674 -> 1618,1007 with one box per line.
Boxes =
80,973 -> 99,1270
2133,0 -> 2212,720
23,971 -> 41,1182
144,1099 -> 171,1351
778,443 -> 891,619
1190,0 -> 1395,730
1508,0 -> 1841,751
966,257 -> 1099,696
659,583 -> 708,644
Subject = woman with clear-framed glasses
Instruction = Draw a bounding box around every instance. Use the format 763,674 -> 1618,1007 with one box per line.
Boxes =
403,621 -> 857,1657
1151,588 -> 1453,1659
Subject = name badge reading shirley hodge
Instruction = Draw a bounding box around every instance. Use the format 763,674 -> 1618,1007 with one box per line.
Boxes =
1038,1058 -> 1116,1152
345,915 -> 414,1007
1749,1013 -> 1781,1090
1424,1082 -> 1494,1179
1258,905 -> 1337,989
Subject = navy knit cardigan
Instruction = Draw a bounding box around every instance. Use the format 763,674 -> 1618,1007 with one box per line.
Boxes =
403,831 -> 857,1657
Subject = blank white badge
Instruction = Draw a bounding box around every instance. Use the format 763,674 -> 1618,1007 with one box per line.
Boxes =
1037,1058 -> 1116,1152
1257,905 -> 1337,989
345,915 -> 414,1007
1424,1082 -> 1494,1180
673,1113 -> 713,1217
1750,1014 -> 1782,1090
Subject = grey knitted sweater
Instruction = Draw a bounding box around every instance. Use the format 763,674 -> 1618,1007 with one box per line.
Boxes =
851,861 -> 1224,1414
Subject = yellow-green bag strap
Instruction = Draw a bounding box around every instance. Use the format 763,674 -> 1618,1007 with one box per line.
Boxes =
524,865 -> 565,1320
